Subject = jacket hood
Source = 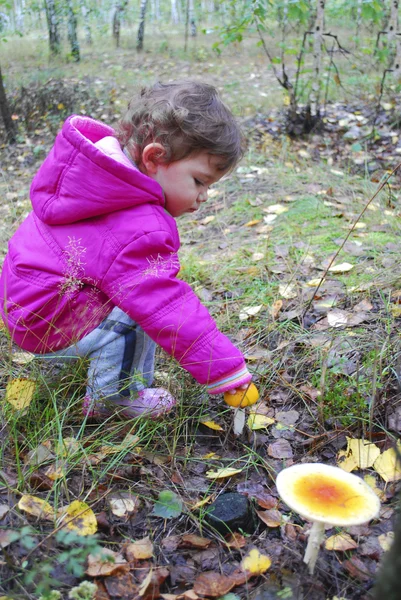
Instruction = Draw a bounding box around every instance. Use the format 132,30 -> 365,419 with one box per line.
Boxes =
30,115 -> 165,225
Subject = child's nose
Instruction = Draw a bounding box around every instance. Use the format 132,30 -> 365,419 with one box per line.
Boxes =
199,189 -> 208,202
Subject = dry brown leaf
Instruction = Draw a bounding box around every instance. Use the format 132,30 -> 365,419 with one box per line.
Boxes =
270,300 -> 283,318
180,534 -> 212,549
126,536 -> 154,561
256,509 -> 282,528
224,532 -> 247,549
0,529 -> 17,549
86,548 -> 128,577
193,572 -> 236,597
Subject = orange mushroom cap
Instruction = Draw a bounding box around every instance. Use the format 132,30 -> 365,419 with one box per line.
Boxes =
224,383 -> 259,408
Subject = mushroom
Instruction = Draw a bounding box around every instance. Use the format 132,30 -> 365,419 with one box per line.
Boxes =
276,463 -> 380,574
224,383 -> 259,435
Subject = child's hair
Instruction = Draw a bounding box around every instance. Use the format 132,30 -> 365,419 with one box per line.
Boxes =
116,80 -> 245,171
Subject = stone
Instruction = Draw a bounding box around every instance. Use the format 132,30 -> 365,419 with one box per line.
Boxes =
205,492 -> 256,534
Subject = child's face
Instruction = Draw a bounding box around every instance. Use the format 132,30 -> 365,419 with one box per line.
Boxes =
146,150 -> 228,218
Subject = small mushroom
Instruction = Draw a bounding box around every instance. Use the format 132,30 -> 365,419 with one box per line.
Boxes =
224,383 -> 259,435
276,463 -> 380,574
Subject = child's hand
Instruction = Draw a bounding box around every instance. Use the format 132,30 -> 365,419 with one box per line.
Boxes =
226,383 -> 249,395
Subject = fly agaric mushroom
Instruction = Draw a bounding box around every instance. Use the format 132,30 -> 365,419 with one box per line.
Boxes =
276,463 -> 380,574
224,383 -> 259,435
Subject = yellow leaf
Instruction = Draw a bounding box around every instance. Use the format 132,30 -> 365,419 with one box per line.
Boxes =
58,500 -> 97,536
6,379 -> 36,410
373,447 -> 401,482
126,536 -> 154,560
378,531 -> 394,551
363,475 -> 386,500
205,467 -> 243,479
241,548 -> 271,575
247,414 -> 275,430
201,420 -> 224,431
201,215 -> 215,225
306,278 -> 324,287
18,495 -> 54,521
337,437 -> 381,472
202,452 -> 220,459
328,262 -> 354,273
325,533 -> 358,551
189,494 -> 214,510
57,103 -> 65,110
55,437 -> 80,457
45,463 -> 66,480
244,219 -> 261,227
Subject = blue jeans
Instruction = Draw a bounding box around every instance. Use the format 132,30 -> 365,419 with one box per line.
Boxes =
39,307 -> 156,401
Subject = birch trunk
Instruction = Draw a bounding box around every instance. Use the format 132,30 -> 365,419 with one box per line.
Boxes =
66,0 -> 80,62
0,64 -> 16,143
44,0 -> 61,56
189,0 -> 196,36
80,0 -> 92,45
171,0 -> 179,24
355,0 -> 363,42
388,0 -> 399,47
137,0 -> 148,51
112,0 -> 128,48
14,0 -> 25,32
309,0 -> 325,118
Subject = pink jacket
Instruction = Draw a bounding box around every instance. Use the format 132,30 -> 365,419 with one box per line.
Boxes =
0,115 -> 251,394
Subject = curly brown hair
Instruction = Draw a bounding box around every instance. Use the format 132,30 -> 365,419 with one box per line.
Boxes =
116,80 -> 245,171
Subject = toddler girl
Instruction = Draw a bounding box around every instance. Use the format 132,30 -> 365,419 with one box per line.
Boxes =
0,80 -> 252,419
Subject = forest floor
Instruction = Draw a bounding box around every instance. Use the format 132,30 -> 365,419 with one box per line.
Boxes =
1,34 -> 401,600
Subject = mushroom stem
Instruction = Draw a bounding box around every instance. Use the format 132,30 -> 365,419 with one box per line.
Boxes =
304,521 -> 325,574
233,407 -> 246,435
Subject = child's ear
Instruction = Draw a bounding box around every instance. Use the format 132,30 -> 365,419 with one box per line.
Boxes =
141,143 -> 167,175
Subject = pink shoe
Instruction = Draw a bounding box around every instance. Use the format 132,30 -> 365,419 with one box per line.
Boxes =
82,388 -> 176,420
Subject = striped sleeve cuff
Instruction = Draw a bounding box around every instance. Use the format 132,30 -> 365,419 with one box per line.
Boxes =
206,366 -> 252,395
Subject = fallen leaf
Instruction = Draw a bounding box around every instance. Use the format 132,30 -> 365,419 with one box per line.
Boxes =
325,533 -> 358,551
86,548 -> 128,577
241,548 -> 271,575
190,495 -> 214,510
328,262 -> 354,273
193,572 -> 235,597
205,468 -> 243,479
6,379 -> 36,410
378,531 -> 394,551
268,439 -> 293,459
12,351 -> 34,365
256,509 -> 282,528
24,444 -> 54,466
0,529 -> 18,549
126,536 -> 154,560
247,414 -> 275,430
264,204 -> 288,215
201,216 -> 215,225
278,283 -> 297,299
239,305 -> 263,321
58,500 -> 98,535
306,278 -> 324,287
201,420 -> 224,431
0,505 -> 10,520
18,495 -> 54,521
153,490 -> 183,519
109,493 -> 140,518
244,219 -> 261,227
55,437 -> 80,457
363,475 -> 386,500
224,532 -> 247,549
44,462 -> 66,481
337,437 -> 381,472
269,300 -> 283,318
252,252 -> 264,261
327,309 -> 349,328
373,447 -> 401,482
180,534 -> 212,549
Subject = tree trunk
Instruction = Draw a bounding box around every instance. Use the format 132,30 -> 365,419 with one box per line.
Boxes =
171,0 -> 179,24
309,0 -> 325,118
112,0 -> 128,48
137,0 -> 148,51
80,0 -> 92,45
44,0 -> 60,56
189,0 -> 196,36
388,0 -> 399,47
66,0 -> 80,62
14,0 -> 25,32
0,65 -> 16,144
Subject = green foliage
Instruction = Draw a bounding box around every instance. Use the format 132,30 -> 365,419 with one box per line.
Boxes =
55,530 -> 103,578
153,490 -> 183,519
